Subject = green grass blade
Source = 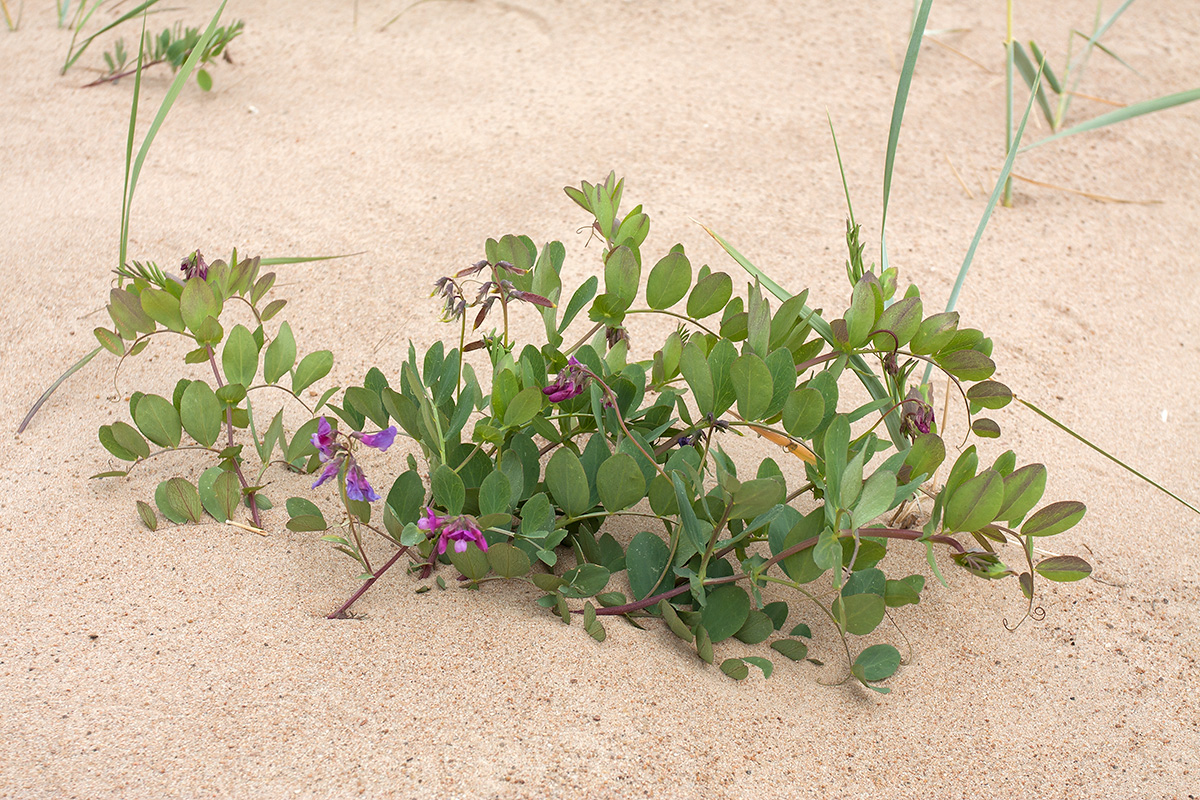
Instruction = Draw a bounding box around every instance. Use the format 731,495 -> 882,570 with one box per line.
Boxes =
880,0 -> 933,274
61,0 -> 161,75
123,1 -> 229,273
695,222 -> 906,450
1076,31 -> 1142,77
921,64 -> 1044,383
1020,87 -> 1200,152
1017,397 -> 1199,514
1059,0 -> 1136,123
118,12 -> 149,278
1029,41 -> 1061,94
17,346 -> 102,433
259,252 -> 365,266
1014,42 -> 1055,127
826,113 -> 855,229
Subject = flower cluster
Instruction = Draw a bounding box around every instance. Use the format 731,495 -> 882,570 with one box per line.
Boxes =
543,357 -> 590,403
310,417 -> 397,502
181,250 -> 209,281
418,507 -> 488,554
901,388 -> 936,437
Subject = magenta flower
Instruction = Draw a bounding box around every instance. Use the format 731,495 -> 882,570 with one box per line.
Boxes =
344,464 -> 380,503
543,357 -> 589,403
437,517 -> 488,555
901,388 -> 936,437
418,506 -> 445,533
354,426 -> 397,451
311,417 -> 337,460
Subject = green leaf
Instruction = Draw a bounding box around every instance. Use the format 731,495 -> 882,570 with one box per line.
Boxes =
596,453 -> 646,512
109,420 -> 150,460
872,295 -> 922,349
1034,555 -> 1092,582
851,469 -> 897,530
727,478 -> 784,520
478,469 -> 512,517
844,277 -> 877,347
971,418 -> 1001,438
155,480 -> 188,524
934,349 -> 995,382
546,447 -> 590,518
660,602 -> 694,643
140,287 -> 185,332
179,277 -> 221,333
781,387 -> 825,439
742,655 -> 773,679
558,275 -> 598,333
560,563 -> 610,599
730,353 -> 771,420
686,272 -> 732,318
431,464 -> 465,515
260,298 -> 287,322
627,531 -> 670,600
700,584 -> 750,643
164,477 -> 203,523
503,386 -> 543,429
293,350 -> 334,394
903,433 -> 945,481
646,250 -> 691,309
733,610 -> 773,645
448,543 -> 490,582
853,643 -> 901,682
198,466 -> 228,522
998,463 -> 1047,526
196,67 -> 212,92
770,639 -> 808,661
695,625 -> 714,664
603,245 -> 640,309
99,425 -> 138,462
1022,501 -> 1086,537
832,592 -> 886,636
263,321 -> 297,384
885,575 -> 924,607
221,324 -> 259,388
910,312 -> 959,355
136,500 -> 158,531
720,658 -> 749,681
94,327 -> 124,356
133,394 -> 182,448
486,542 -> 531,579
179,380 -> 222,448
967,380 -> 1013,410
943,469 -> 1004,533
679,340 -> 714,416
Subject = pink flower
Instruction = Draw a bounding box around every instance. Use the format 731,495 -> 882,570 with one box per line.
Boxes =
543,357 -> 589,403
354,426 -> 397,451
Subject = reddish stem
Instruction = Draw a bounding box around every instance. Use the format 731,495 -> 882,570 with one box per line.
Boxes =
327,546 -> 410,619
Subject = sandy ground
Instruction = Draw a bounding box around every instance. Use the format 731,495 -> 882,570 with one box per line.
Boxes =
2,1 -> 1199,797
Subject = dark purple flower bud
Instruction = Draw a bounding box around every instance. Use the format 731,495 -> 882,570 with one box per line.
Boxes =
355,426 -> 397,452
606,326 -> 629,349
181,251 -> 208,281
901,388 -> 936,437
311,456 -> 343,489
510,290 -> 555,308
677,434 -> 694,447
311,416 -> 338,460
344,463 -> 380,503
456,260 -> 490,278
436,516 -> 488,555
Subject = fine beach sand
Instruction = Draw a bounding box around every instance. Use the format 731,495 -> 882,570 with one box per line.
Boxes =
2,1 -> 1199,797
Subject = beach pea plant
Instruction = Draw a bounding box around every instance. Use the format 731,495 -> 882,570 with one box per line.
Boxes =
267,172 -> 1089,692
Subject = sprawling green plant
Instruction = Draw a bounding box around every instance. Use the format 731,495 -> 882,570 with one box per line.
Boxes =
89,18 -> 243,89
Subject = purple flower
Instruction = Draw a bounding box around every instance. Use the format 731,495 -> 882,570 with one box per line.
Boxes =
436,517 -> 488,555
543,357 -> 589,403
354,426 -> 397,452
180,250 -> 208,281
311,457 -> 343,489
311,417 -> 337,460
418,506 -> 445,533
344,463 -> 380,503
901,388 -> 936,437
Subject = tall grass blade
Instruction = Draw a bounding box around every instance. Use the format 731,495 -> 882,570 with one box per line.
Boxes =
827,114 -> 855,229
17,346 -> 102,433
695,223 -> 907,450
1017,397 -> 1199,514
259,252 -> 365,266
61,0 -> 161,75
921,65 -> 1044,383
122,1 -> 229,274
1059,0 -> 1136,123
1014,42 -> 1055,127
880,0 -> 933,275
1020,87 -> 1200,152
118,13 -> 148,278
